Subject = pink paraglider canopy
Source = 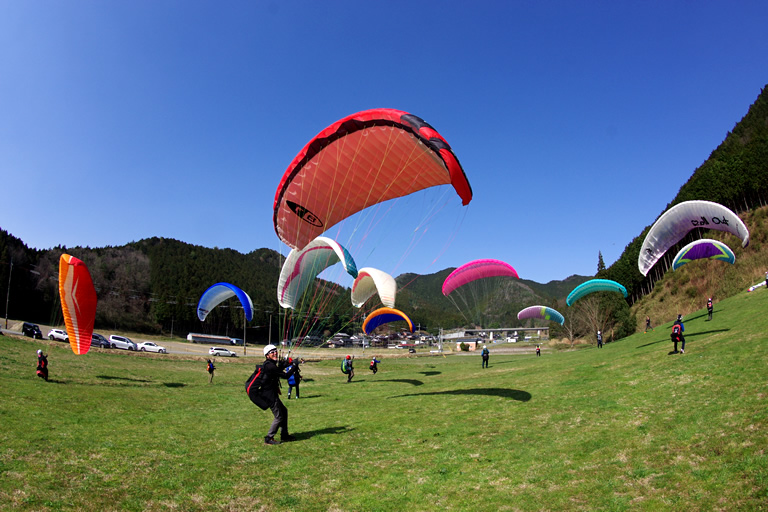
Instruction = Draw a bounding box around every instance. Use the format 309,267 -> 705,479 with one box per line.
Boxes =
442,259 -> 519,296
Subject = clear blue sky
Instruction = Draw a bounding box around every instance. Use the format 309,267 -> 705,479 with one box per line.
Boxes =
1,1 -> 767,284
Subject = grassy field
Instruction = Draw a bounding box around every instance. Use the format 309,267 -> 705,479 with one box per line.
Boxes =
2,290 -> 768,511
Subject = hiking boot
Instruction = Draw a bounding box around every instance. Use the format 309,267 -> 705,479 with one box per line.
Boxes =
264,436 -> 280,445
281,434 -> 297,442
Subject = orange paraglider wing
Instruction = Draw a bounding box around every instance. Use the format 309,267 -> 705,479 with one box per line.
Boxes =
59,254 -> 97,355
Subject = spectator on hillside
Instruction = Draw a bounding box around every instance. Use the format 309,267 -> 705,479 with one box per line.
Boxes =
645,316 -> 654,333
597,330 -> 603,348
707,297 -> 714,321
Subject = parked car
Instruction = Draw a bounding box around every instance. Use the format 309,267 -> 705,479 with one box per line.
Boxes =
229,337 -> 244,346
91,333 -> 110,348
209,347 -> 237,357
137,341 -> 167,353
22,322 -> 43,339
48,329 -> 68,342
109,335 -> 137,350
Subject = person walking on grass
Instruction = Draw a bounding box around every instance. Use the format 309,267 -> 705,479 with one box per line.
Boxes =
369,356 -> 381,375
481,345 -> 490,368
597,330 -> 603,348
286,358 -> 302,399
261,344 -> 297,445
671,315 -> 685,354
707,297 -> 714,321
342,355 -> 354,382
206,359 -> 216,384
645,316 -> 654,333
36,349 -> 48,381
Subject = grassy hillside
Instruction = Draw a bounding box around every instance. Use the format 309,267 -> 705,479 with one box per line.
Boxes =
1,287 -> 767,511
631,205 -> 768,331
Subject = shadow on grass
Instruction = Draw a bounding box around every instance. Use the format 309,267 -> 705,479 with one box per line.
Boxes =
97,375 -> 151,383
390,387 -> 531,401
419,371 -> 441,376
294,425 -> 353,440
96,375 -> 186,388
636,338 -> 670,348
686,328 -> 730,337
372,378 -> 424,386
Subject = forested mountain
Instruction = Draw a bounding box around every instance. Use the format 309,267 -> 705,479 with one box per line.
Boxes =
603,85 -> 768,302
0,229 -> 582,340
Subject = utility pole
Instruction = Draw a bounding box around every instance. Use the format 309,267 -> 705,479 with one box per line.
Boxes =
4,258 -> 12,329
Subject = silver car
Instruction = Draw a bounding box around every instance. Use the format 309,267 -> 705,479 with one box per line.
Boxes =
109,335 -> 137,350
209,347 -> 237,357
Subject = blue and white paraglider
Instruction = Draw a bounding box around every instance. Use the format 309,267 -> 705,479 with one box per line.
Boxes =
197,282 -> 254,322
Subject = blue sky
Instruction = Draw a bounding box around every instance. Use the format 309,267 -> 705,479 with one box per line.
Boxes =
1,1 -> 767,284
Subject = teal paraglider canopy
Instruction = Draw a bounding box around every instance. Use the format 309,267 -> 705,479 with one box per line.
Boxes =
197,283 -> 254,322
566,279 -> 627,307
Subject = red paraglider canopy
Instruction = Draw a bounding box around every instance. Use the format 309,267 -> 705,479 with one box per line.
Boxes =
274,108 -> 473,251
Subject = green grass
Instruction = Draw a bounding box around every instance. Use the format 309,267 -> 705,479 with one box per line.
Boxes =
2,290 -> 768,511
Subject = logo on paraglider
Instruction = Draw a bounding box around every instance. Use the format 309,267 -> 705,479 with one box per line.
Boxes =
287,201 -> 323,228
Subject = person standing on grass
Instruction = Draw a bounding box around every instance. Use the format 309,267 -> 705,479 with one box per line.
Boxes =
481,345 -> 490,368
536,345 -> 541,357
206,359 -> 216,384
261,344 -> 297,445
36,349 -> 48,381
597,330 -> 603,348
671,315 -> 685,354
707,298 -> 714,321
369,356 -> 381,375
286,358 -> 302,399
645,316 -> 654,333
342,355 -> 355,382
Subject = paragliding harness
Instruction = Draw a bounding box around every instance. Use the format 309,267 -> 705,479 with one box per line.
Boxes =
207,361 -> 215,373
671,323 -> 682,343
245,365 -> 270,410
341,359 -> 351,374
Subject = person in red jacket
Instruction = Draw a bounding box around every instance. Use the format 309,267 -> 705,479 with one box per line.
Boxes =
36,349 -> 48,381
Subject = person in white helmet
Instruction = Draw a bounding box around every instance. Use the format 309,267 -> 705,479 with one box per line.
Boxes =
36,349 -> 48,381
260,344 -> 297,445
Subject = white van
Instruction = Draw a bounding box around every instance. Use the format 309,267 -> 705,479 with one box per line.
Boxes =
109,335 -> 138,350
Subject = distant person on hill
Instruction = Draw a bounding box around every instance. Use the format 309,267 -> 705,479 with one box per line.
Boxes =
286,358 -> 302,399
341,355 -> 355,382
260,344 -> 297,445
707,298 -> 714,321
765,270 -> 768,288
36,349 -> 48,381
206,359 -> 216,384
670,315 -> 685,354
481,345 -> 490,368
536,345 -> 541,357
645,316 -> 654,333
369,356 -> 381,375
596,330 -> 603,348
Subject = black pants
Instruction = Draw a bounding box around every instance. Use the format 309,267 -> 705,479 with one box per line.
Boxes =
288,383 -> 299,398
267,398 -> 288,439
